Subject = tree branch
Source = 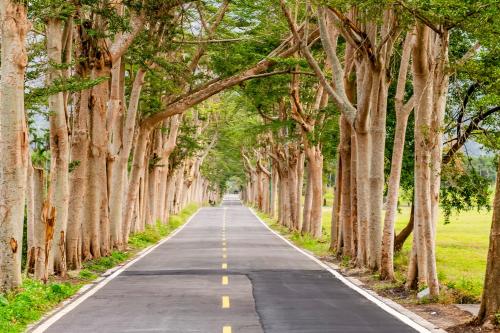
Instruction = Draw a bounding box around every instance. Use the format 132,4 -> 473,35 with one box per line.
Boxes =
279,0 -> 357,125
443,106 -> 500,164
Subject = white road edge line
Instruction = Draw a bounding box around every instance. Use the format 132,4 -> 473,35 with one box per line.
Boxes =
30,208 -> 203,333
249,207 -> 444,333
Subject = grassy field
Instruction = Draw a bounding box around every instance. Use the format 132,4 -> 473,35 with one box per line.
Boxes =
259,201 -> 491,303
0,204 -> 199,333
392,207 -> 490,302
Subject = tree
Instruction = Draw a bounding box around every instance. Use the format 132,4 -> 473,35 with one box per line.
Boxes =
476,158 -> 500,327
0,0 -> 30,291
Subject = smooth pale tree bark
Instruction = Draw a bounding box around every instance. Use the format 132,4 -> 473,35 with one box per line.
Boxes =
380,31 -> 415,280
339,117 -> 353,256
123,126 -> 150,243
66,88 -> 90,268
349,130 -> 358,258
296,149 -> 305,231
157,116 -> 181,223
353,63 -> 372,267
86,66 -> 110,259
274,156 -> 291,228
108,68 -> 145,249
329,152 -> 341,251
257,158 -> 272,214
302,166 -> 313,234
31,168 -> 46,280
476,159 -> 500,326
306,144 -> 323,238
406,22 -> 447,297
290,85 -> 327,238
0,0 -> 30,291
47,18 -> 71,276
270,161 -> 279,219
27,166 -> 55,282
361,9 -> 399,271
26,163 -> 36,273
107,59 -> 126,245
147,128 -> 163,225
287,146 -> 300,230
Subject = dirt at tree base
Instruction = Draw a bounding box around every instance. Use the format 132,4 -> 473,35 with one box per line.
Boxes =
447,323 -> 500,333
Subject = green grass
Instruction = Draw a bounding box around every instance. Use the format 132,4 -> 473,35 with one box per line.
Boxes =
259,204 -> 491,303
0,279 -> 81,333
392,207 -> 490,303
0,203 -> 199,333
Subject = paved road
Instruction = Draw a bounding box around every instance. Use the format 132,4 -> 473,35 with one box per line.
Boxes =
37,196 -> 421,333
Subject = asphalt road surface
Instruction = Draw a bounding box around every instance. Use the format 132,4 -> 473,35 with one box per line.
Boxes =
36,195 -> 422,333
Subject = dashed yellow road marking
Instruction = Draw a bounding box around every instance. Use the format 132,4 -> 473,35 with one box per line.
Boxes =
222,296 -> 230,308
223,326 -> 232,333
222,276 -> 229,285
222,263 -> 227,269
222,253 -> 227,259
222,242 -> 226,246
222,247 -> 227,252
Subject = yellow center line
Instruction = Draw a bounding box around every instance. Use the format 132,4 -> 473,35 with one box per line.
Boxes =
222,276 -> 229,285
222,242 -> 226,246
222,296 -> 230,308
222,263 -> 227,269
223,326 -> 232,333
222,247 -> 227,252
222,253 -> 227,259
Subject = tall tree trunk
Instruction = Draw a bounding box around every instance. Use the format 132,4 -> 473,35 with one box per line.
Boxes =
66,88 -> 90,268
0,0 -> 30,291
307,145 -> 323,239
32,168 -> 47,280
47,18 -> 70,276
340,117 -> 353,256
270,162 -> 279,219
476,159 -> 500,326
407,23 -> 444,297
26,163 -> 36,274
367,71 -> 386,271
123,126 -> 150,243
108,68 -> 145,249
296,149 -> 305,231
302,165 -> 313,234
288,148 -> 299,230
380,31 -> 414,280
329,151 -> 341,251
381,115 -> 411,277
355,130 -> 370,266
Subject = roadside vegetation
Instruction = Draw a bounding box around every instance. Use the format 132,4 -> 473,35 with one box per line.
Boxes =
0,204 -> 198,333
